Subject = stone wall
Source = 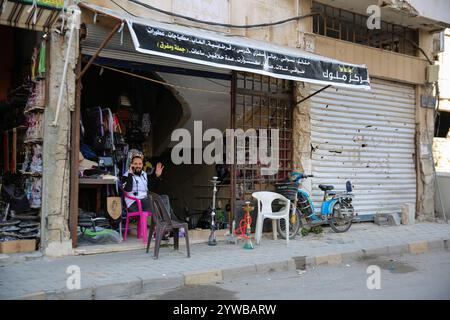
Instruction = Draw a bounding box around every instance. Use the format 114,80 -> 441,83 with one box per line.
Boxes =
292,82 -> 313,193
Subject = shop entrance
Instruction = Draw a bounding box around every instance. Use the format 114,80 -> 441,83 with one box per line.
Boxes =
75,58 -> 233,249
0,25 -> 48,253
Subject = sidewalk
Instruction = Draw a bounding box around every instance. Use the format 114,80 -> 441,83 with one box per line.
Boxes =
1,221 -> 449,300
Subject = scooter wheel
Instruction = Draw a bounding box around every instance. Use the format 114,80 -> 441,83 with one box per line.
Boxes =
329,201 -> 354,233
277,207 -> 302,239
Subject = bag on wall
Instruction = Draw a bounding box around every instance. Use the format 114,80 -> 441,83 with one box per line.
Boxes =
127,127 -> 145,143
80,143 -> 98,160
98,156 -> 114,167
113,149 -> 126,164
93,134 -> 113,151
113,132 -> 126,146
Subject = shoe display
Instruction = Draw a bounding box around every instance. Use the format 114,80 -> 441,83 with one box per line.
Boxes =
30,177 -> 42,209
24,177 -> 33,201
21,146 -> 31,173
1,44 -> 46,248
19,221 -> 40,228
29,144 -> 43,174
0,225 -> 21,232
0,220 -> 20,227
24,113 -> 43,142
24,80 -> 45,113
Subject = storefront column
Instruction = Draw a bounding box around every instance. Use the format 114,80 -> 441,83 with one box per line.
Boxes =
41,28 -> 79,256
416,84 -> 437,221
416,30 -> 437,222
293,82 -> 312,191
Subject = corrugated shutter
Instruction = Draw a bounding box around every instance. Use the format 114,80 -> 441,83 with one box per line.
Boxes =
310,78 -> 416,216
81,23 -> 230,75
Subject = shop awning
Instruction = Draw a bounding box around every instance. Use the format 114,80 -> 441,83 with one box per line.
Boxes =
80,2 -> 370,90
0,0 -> 62,31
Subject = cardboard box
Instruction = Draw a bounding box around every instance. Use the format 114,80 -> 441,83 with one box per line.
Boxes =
0,240 -> 36,254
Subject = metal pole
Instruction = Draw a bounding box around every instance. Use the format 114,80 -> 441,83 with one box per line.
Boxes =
77,21 -> 122,81
295,85 -> 331,106
208,176 -> 219,246
230,71 -> 236,234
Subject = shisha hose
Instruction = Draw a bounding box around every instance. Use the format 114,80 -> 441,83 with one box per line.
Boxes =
234,214 -> 252,239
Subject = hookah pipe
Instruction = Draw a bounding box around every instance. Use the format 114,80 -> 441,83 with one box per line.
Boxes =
208,176 -> 219,246
234,201 -> 254,249
235,209 -> 252,239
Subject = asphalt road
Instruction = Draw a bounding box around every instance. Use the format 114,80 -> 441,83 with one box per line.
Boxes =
131,250 -> 450,300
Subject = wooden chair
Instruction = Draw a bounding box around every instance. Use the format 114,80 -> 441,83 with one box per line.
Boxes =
146,192 -> 190,259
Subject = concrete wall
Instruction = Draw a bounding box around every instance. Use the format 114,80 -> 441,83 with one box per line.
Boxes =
435,172 -> 450,221
314,35 -> 428,85
438,29 -> 450,112
433,137 -> 450,172
88,0 -> 299,46
41,29 -> 79,257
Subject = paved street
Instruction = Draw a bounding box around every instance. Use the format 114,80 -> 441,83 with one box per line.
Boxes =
132,250 -> 450,300
1,222 -> 449,299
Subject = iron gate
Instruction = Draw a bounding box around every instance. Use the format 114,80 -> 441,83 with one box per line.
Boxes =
231,72 -> 294,206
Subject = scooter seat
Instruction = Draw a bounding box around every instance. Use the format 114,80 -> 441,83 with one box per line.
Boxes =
318,184 -> 334,191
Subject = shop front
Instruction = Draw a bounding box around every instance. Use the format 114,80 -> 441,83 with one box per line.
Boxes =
60,2 -> 371,254
0,0 -> 63,254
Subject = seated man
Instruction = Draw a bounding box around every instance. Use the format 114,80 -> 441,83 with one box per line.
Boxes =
121,150 -> 164,212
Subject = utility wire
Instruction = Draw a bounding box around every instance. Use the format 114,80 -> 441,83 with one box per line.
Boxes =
110,0 -> 137,17
124,0 -> 320,29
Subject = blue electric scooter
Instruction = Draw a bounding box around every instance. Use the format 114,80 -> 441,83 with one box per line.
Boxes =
275,171 -> 356,239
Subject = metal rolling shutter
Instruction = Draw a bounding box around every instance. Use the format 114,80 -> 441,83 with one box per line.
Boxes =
81,23 -> 230,75
310,78 -> 416,217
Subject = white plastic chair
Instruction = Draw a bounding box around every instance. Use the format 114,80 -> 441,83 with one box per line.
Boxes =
252,191 -> 291,246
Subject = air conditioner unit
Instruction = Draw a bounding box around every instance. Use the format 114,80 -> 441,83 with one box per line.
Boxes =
432,31 -> 445,54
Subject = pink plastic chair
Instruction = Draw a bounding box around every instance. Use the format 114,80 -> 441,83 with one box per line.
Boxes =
123,191 -> 152,243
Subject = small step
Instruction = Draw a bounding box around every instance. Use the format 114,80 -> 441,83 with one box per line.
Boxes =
195,196 -> 232,200
194,185 -> 231,188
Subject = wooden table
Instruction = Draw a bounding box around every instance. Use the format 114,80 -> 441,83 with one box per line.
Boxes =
79,178 -> 117,214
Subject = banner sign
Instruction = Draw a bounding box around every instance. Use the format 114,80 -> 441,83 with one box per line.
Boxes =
16,0 -> 64,9
128,21 -> 370,89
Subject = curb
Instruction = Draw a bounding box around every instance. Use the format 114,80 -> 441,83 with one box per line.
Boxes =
12,237 -> 450,300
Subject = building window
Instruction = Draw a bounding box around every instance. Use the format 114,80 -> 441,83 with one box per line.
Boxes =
312,1 -> 419,56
